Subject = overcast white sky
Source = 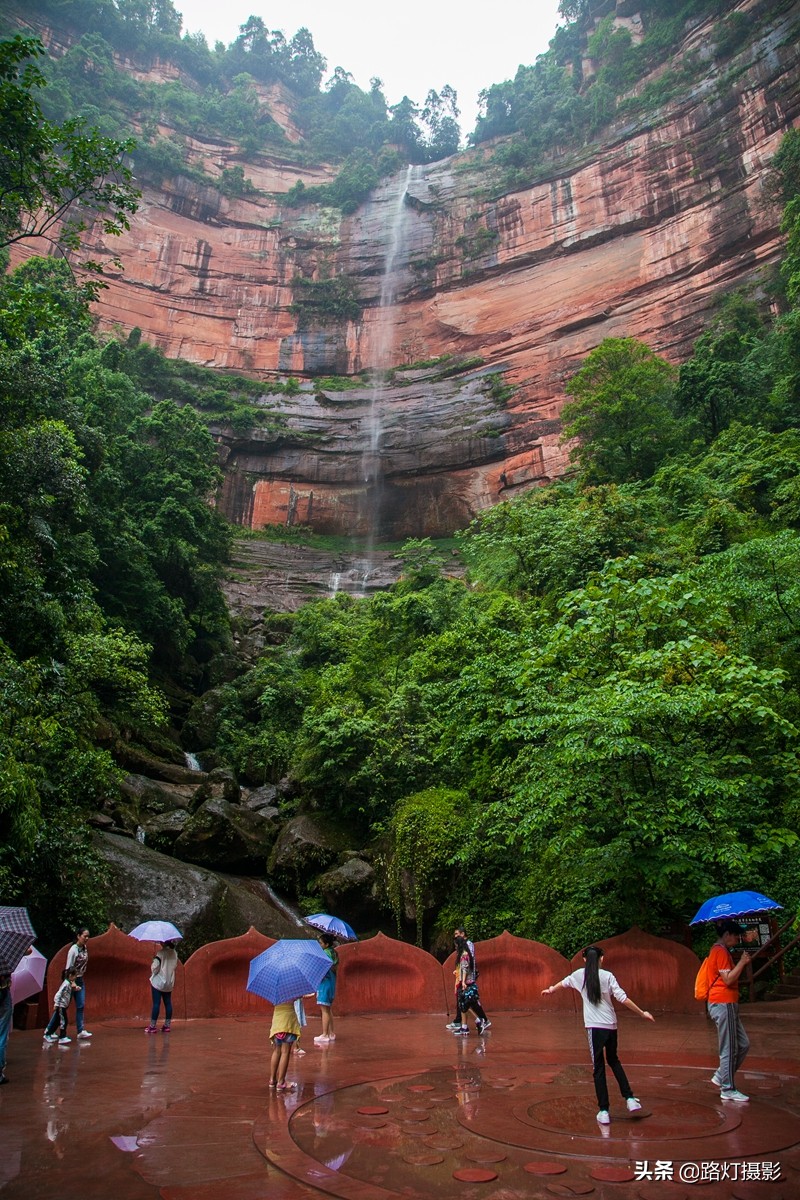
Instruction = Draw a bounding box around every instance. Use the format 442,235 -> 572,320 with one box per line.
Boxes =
175,0 -> 564,135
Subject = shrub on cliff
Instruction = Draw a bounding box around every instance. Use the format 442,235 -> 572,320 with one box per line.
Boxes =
561,337 -> 680,483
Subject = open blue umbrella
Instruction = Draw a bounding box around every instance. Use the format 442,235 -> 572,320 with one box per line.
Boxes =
128,920 -> 183,943
690,890 -> 782,925
304,913 -> 358,942
247,939 -> 334,1005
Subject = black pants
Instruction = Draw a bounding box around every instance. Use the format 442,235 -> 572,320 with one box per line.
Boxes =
588,1027 -> 632,1111
45,1006 -> 68,1039
457,985 -> 487,1024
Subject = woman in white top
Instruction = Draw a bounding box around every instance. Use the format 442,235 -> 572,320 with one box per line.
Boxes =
145,941 -> 179,1034
542,945 -> 654,1125
65,928 -> 91,1039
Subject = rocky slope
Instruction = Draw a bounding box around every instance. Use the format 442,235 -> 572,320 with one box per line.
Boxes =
14,0 -> 800,538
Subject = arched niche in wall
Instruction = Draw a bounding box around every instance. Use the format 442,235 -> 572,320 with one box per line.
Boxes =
333,932 -> 450,1015
184,926 -> 273,1018
444,931 -> 575,1014
569,926 -> 700,1014
44,923 -> 181,1022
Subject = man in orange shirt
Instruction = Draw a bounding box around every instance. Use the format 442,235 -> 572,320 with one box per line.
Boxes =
707,919 -> 754,1102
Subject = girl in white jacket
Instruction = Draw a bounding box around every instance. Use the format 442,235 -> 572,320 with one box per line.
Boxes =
145,941 -> 179,1033
542,945 -> 654,1125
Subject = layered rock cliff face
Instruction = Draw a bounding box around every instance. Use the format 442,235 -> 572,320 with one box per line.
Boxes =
18,0 -> 800,538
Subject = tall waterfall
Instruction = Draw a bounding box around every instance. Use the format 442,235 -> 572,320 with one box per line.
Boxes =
360,164 -> 416,556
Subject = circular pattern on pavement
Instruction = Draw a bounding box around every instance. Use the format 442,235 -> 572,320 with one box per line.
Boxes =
254,1062 -> 800,1200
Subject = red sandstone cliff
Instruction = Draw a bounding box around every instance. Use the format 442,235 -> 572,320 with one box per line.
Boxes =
12,0 -> 800,538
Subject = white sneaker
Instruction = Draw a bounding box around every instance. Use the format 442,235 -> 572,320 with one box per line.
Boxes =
596,1110 -> 610,1125
626,1097 -> 642,1112
720,1089 -> 749,1102
58,1037 -> 72,1045
77,1030 -> 92,1040
313,1035 -> 330,1044
711,1071 -> 723,1086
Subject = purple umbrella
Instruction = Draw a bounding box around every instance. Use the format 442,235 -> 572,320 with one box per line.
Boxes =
128,921 -> 183,943
0,906 -> 36,975
10,947 -> 47,1005
304,913 -> 358,943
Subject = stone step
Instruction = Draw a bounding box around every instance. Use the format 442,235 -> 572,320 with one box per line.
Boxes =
767,983 -> 800,1000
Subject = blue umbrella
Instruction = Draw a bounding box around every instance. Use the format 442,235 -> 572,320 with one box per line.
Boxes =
690,890 -> 782,925
128,920 -> 183,942
304,913 -> 358,942
247,939 -> 334,1006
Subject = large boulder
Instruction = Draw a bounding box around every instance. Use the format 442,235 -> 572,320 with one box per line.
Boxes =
314,855 -> 382,927
181,685 -> 231,751
267,814 -> 343,895
241,784 -> 281,811
173,796 -> 281,871
190,766 -> 241,807
95,831 -> 302,952
97,773 -> 198,838
112,741 -> 206,783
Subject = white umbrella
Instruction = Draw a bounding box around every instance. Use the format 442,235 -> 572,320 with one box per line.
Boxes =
10,947 -> 47,1005
128,921 -> 183,942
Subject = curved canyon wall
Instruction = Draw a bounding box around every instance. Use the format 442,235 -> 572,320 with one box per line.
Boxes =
14,0 -> 800,538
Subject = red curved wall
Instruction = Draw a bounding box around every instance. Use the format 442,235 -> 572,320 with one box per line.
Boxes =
334,933 -> 449,1014
444,931 -> 575,1014
32,923 -> 700,1023
43,924 -> 185,1022
184,927 -> 273,1018
568,926 -> 699,1013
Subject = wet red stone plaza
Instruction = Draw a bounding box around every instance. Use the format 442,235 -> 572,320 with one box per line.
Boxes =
1,1004 -> 798,1200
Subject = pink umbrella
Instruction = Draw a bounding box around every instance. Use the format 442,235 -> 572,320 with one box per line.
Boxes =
10,947 -> 47,1005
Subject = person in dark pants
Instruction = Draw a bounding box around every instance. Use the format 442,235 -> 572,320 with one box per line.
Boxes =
452,935 -> 491,1035
542,945 -> 654,1125
43,970 -> 79,1045
145,940 -> 179,1034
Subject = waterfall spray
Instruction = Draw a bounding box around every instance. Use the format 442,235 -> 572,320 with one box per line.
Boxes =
360,164 -> 417,559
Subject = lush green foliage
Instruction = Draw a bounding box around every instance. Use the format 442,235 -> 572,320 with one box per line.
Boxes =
7,0 -> 462,215
0,35 -> 138,275
289,274 -> 363,322
475,0 -> 788,192
388,788 -> 471,944
211,135 -> 800,951
0,41 -> 232,939
561,338 -> 679,482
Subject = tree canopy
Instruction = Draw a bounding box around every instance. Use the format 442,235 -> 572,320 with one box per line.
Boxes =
0,35 -> 138,275
0,36 -> 231,940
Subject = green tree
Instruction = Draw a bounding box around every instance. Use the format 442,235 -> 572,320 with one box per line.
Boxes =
420,85 -> 461,161
561,337 -> 679,483
388,788 -> 469,944
487,557 -> 799,943
0,35 -> 139,274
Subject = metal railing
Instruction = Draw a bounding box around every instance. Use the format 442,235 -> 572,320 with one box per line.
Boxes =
740,914 -> 800,1000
